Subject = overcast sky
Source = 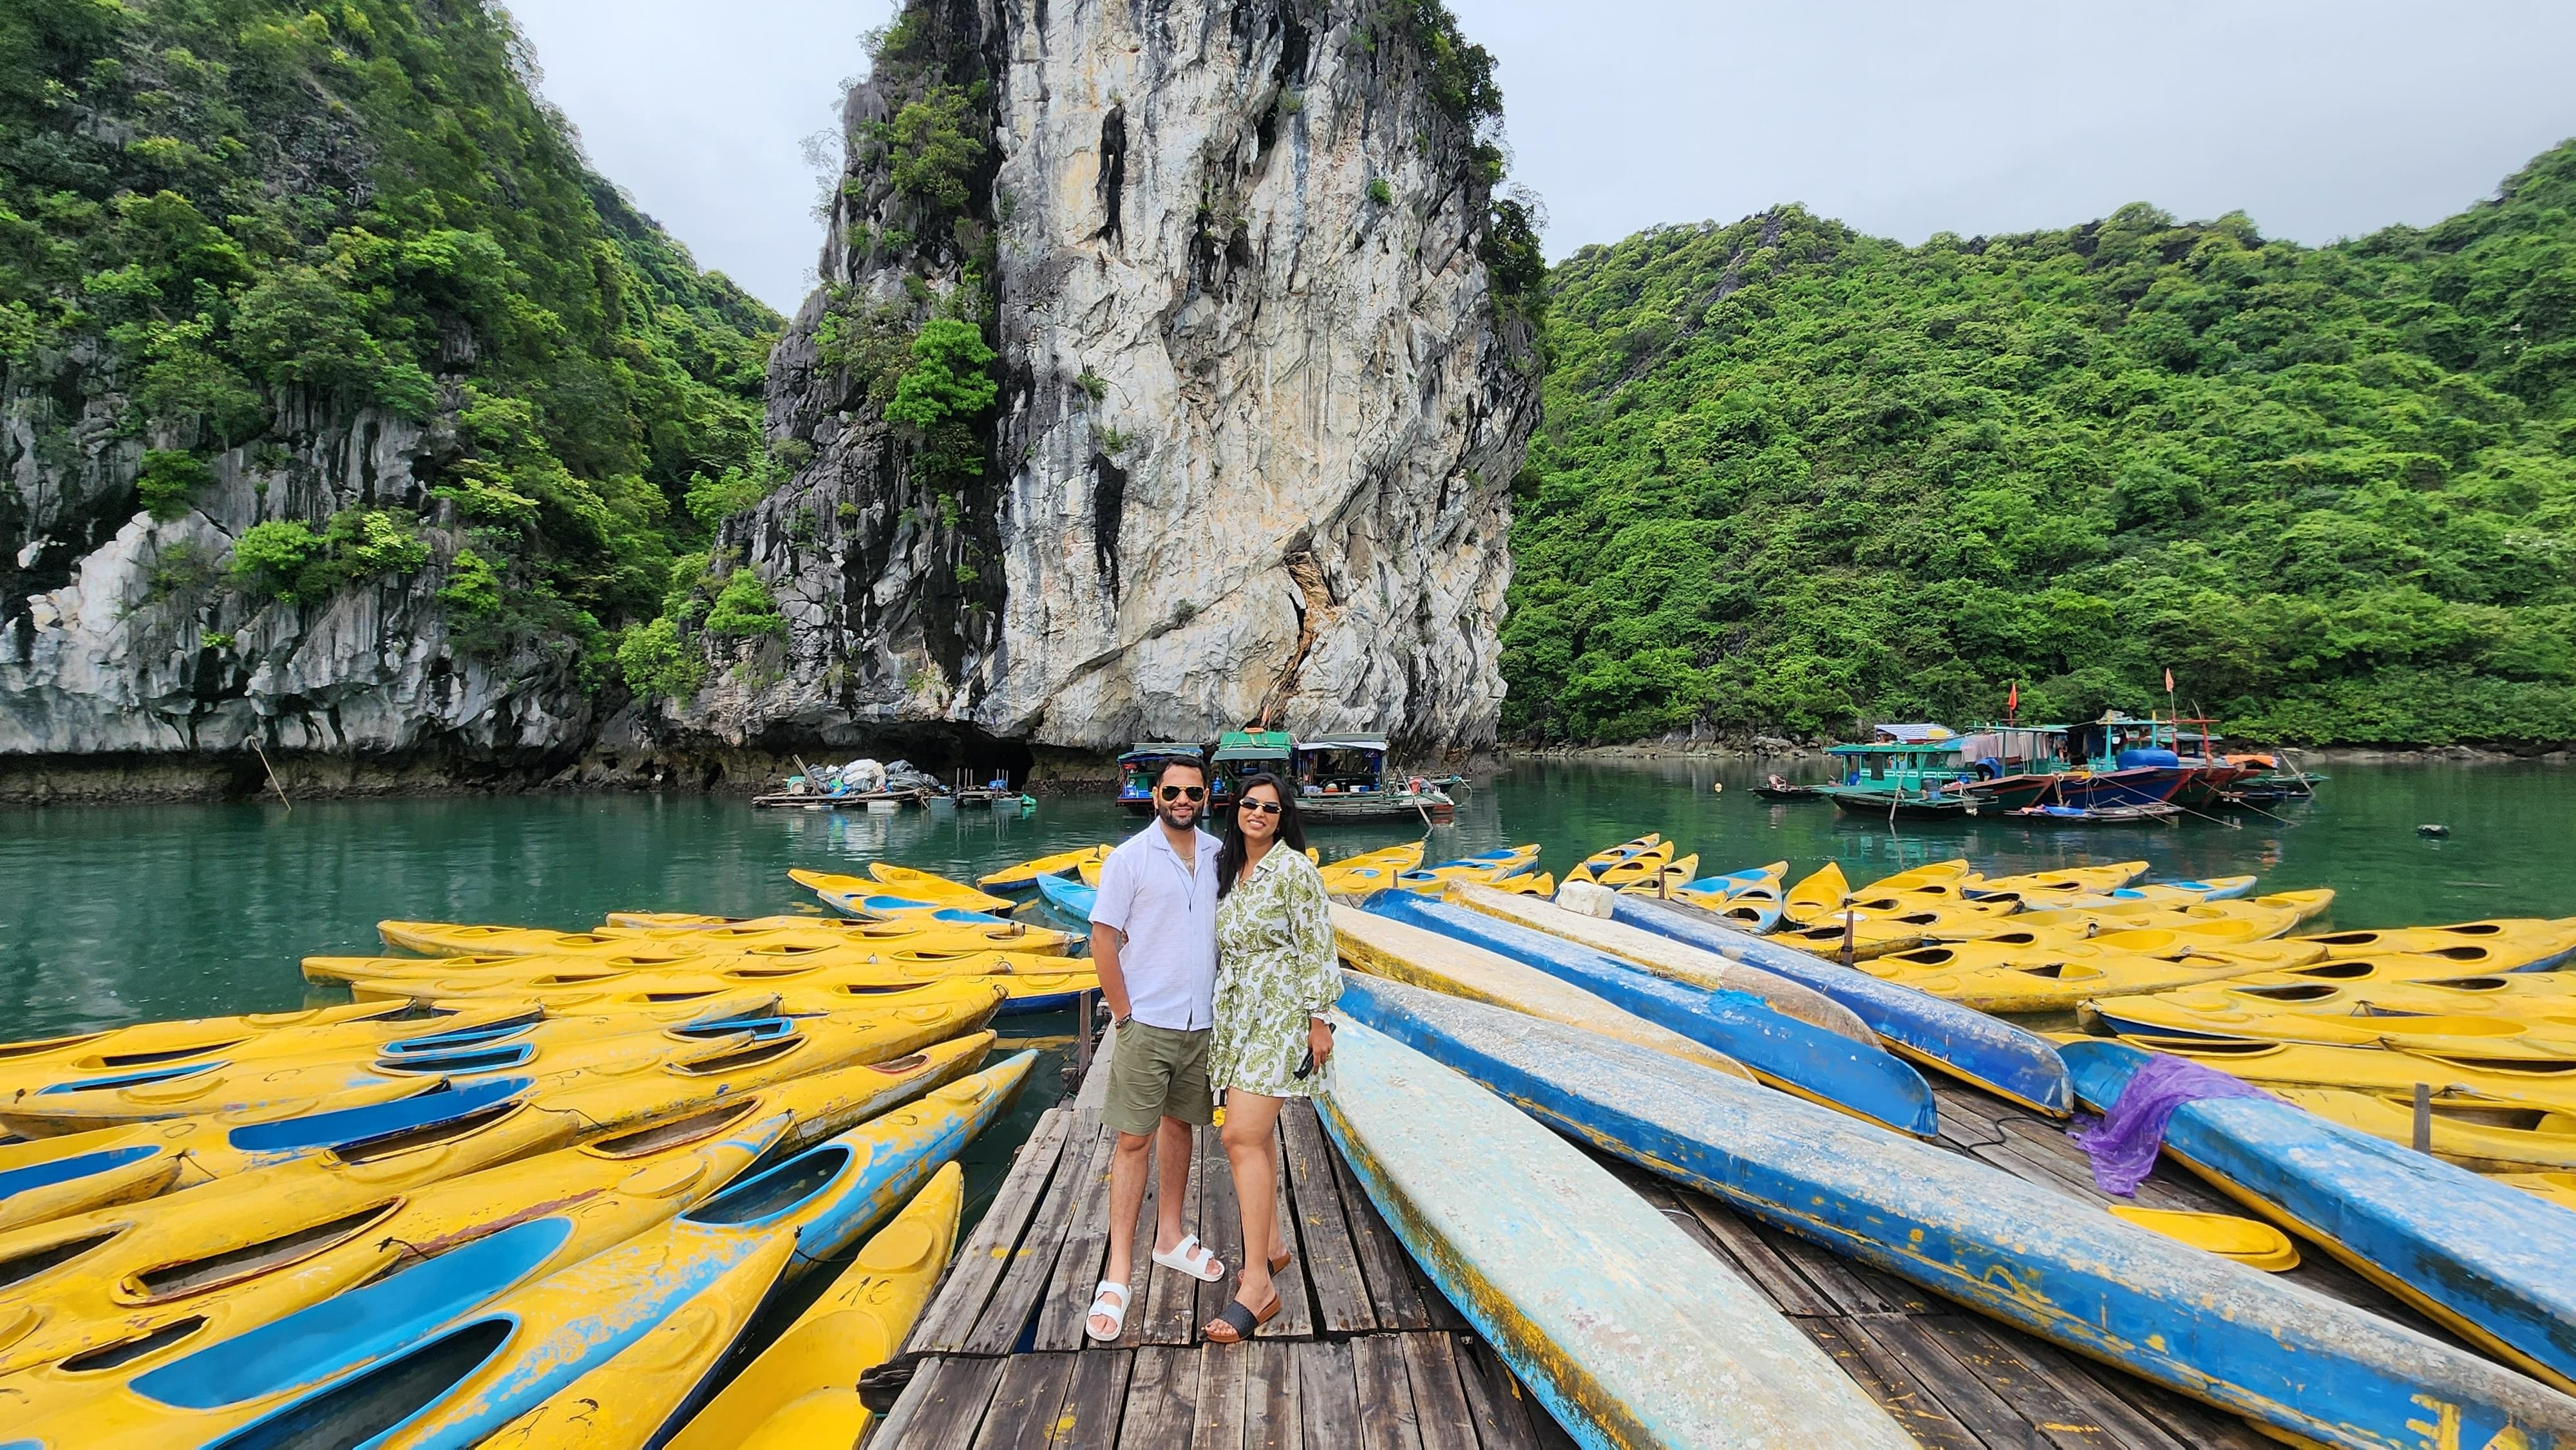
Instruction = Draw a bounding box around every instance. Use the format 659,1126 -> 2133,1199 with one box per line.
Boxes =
504,0 -> 2576,314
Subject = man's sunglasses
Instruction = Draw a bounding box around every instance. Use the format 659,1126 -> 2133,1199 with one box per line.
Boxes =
1159,785 -> 1206,801
1238,799 -> 1283,816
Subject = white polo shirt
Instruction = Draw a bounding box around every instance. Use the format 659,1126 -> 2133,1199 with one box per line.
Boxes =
1088,822 -> 1221,1030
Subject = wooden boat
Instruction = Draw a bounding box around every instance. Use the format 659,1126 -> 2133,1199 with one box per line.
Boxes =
664,1162 -> 962,1448
1607,894 -> 2072,1115
2295,917 -> 2576,972
1315,1012 -> 1913,1448
1450,884 -> 1877,1043
2065,1039 -> 2576,1396
1751,777 -> 1830,801
2008,802 -> 2181,825
1329,906 -> 1753,1082
1340,975 -> 2576,1449
1828,786 -> 1973,820
1112,742 -> 1217,815
1365,892 -> 1938,1136
1291,733 -> 1455,823
974,844 -> 1112,896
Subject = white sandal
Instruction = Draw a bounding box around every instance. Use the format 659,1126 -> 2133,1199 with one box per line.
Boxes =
1150,1234 -> 1227,1283
1084,1281 -> 1130,1342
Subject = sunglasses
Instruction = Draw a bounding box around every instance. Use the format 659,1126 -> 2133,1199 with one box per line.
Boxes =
1238,798 -> 1283,816
1159,785 -> 1206,801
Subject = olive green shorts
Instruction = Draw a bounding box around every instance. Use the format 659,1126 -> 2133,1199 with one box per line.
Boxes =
1103,1021 -> 1215,1137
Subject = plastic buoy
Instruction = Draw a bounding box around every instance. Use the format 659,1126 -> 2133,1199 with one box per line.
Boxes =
2418,824 -> 2451,838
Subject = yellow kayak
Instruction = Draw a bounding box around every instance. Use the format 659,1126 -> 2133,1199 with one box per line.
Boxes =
2175,975 -> 2576,1024
1768,919 -> 1927,960
2082,993 -> 2576,1059
470,1061 -> 1025,1449
1965,862 -> 2150,899
1560,834 -> 1662,888
343,961 -> 1090,1013
1853,858 -> 1975,895
373,918 -> 1076,961
863,863 -> 1019,913
976,844 -> 1112,893
1487,871 -> 1557,898
1332,905 -> 1754,1082
0,997 -> 798,1136
0,1000 -> 576,1104
1781,861 -> 1851,923
598,912 -> 832,930
454,971 -> 1096,1018
0,1036 -> 994,1389
1613,853 -> 1701,898
1078,858 -> 1104,886
2494,1172 -> 2576,1212
2046,876 -> 2262,909
787,867 -> 1014,919
665,1162 -> 962,1449
2296,917 -> 2576,972
0,1001 -> 420,1085
1318,840 -> 1428,896
1861,950 -> 2262,1014
2104,1033 -> 2576,1110
2269,1087 -> 2576,1174
2236,954 -> 2576,993
318,945 -> 1088,992
1589,842 -> 1678,890
1399,844 -> 1544,894
2009,894 -> 2319,943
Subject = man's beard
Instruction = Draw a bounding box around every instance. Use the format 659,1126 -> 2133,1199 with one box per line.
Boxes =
1157,798 -> 1201,831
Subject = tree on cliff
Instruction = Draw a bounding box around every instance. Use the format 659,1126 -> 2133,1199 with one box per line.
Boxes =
1507,141 -> 2576,748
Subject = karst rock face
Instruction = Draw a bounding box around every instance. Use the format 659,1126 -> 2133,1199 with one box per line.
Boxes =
700,0 -> 1539,755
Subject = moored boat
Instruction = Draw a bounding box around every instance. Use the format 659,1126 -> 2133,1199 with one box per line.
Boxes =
2065,1039 -> 2576,1397
1341,975 -> 2576,1448
1316,1012 -> 1913,1448
1113,741 -> 1218,814
1290,732 -> 1455,822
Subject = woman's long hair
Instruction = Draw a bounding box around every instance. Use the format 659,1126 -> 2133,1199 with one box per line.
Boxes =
1217,772 -> 1308,899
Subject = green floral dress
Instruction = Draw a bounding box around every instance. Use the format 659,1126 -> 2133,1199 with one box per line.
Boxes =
1211,845 -> 1341,1098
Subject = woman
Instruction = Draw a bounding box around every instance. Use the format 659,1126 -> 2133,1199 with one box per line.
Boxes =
1202,771 -> 1339,1344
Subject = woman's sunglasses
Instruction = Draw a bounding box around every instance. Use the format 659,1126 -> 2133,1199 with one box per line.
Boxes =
1238,798 -> 1282,816
1158,785 -> 1206,801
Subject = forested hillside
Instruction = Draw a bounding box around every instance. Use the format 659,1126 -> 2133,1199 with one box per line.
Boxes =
1,0 -> 775,681
1505,142 -> 2576,746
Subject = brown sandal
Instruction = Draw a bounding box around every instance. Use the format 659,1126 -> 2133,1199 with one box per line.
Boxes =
1269,1248 -> 1294,1276
1203,1290 -> 1281,1344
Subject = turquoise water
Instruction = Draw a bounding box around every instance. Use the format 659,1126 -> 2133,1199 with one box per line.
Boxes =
4,758 -> 2566,1214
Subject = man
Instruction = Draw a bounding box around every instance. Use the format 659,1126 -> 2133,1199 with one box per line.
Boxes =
1083,755 -> 1226,1341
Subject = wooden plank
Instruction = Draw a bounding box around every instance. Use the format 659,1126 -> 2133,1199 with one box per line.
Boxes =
1110,1129 -> 1163,1349
1117,1344 -> 1202,1449
875,1355 -> 1007,1450
1296,1339 -> 1361,1450
1192,1341 -> 1251,1450
2087,1361 -> 2282,1450
1072,1023 -> 1119,1114
1035,1121 -> 1123,1350
1397,1332 -> 1481,1450
1245,1338 -> 1303,1450
1258,1118 -> 1315,1338
1449,1333 -> 1544,1449
1045,1348 -> 1133,1448
1325,1124 -> 1433,1330
1792,1316 -> 1987,1450
1861,1314 -> 2049,1449
967,1115 -> 1108,1355
1350,1335 -> 1425,1450
1138,1120 -> 1211,1344
1197,1120 -> 1246,1333
1675,1194 -> 1837,1318
1280,1100 -> 1375,1333
1952,1323 -> 2197,1450
1909,1313 -> 2148,1450
909,1107 -> 1074,1354
968,1351 -> 1080,1450
1761,1223 -> 1905,1317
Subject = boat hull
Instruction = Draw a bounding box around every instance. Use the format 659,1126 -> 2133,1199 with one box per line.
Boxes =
1341,975 -> 2576,1450
1609,894 -> 2072,1115
2065,1040 -> 2576,1397
1317,1014 -> 1911,1449
2051,766 -> 2190,808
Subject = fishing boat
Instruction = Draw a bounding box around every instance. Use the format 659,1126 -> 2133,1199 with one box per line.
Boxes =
1819,733 -> 1978,819
1315,1012 -> 1913,1448
1604,892 -> 2073,1115
2008,802 -> 2181,825
1752,775 -> 1830,801
1365,892 -> 1939,1136
2066,1040 -> 2576,1397
1290,733 -> 1456,824
1112,742 -> 1221,814
1338,976 -> 2576,1449
1209,726 -> 1293,802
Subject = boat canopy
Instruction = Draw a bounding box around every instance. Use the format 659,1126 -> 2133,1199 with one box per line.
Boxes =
1828,740 -> 1965,759
1955,726 -> 2065,767
1294,734 -> 1390,793
1871,723 -> 1956,744
1297,733 -> 1390,753
1115,741 -> 1205,767
1213,729 -> 1294,764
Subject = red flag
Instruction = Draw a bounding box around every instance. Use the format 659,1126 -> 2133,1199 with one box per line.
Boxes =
2164,668 -> 2175,693
2007,681 -> 2018,712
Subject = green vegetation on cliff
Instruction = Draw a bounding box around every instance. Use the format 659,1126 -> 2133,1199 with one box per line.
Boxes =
1506,142 -> 2576,746
1,0 -> 777,676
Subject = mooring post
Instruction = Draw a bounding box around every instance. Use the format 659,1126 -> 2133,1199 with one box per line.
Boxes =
2411,1082 -> 2433,1154
1072,988 -> 1099,1086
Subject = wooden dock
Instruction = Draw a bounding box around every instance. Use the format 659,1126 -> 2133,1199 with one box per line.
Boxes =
868,1030 -> 2470,1447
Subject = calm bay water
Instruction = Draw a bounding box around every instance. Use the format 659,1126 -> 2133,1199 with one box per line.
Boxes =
4,757 -> 2567,1210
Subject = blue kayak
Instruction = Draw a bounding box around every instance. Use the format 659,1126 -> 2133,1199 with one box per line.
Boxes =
1364,891 -> 1937,1136
2065,1039 -> 2576,1397
1035,874 -> 1097,927
1610,892 -> 2072,1115
1342,974 -> 2576,1450
1318,1012 -> 1911,1448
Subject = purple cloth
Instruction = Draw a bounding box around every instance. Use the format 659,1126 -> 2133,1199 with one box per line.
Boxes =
2070,1053 -> 2274,1197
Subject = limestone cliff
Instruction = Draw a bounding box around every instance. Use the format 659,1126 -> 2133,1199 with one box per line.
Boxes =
685,0 -> 1540,755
